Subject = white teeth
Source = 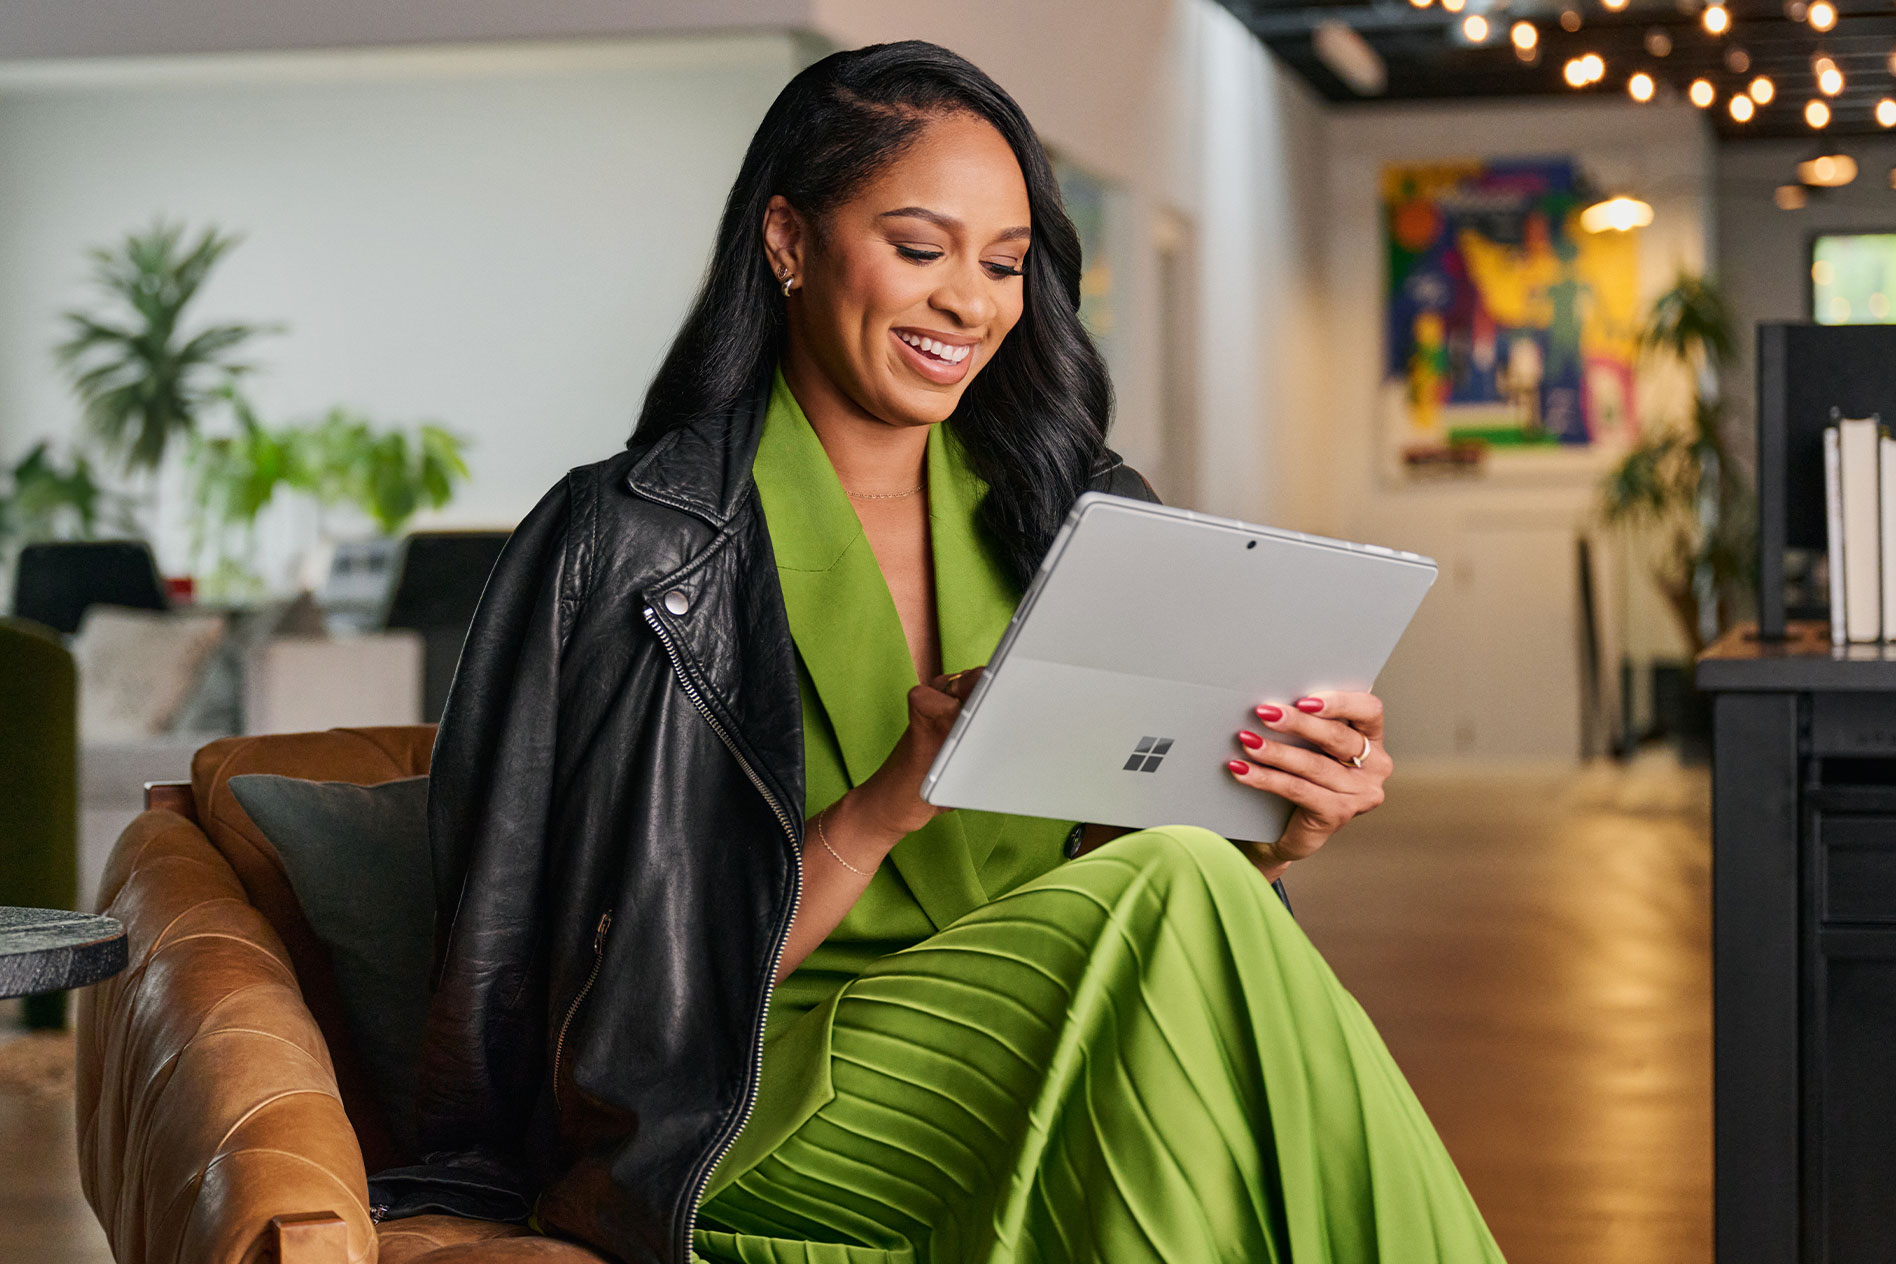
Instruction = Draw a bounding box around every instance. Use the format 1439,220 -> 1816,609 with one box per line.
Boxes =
898,331 -> 971,364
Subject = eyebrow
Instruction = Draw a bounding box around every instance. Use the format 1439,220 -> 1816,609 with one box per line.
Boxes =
878,205 -> 1031,243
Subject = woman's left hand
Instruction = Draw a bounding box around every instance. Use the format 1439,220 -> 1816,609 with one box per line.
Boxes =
1227,690 -> 1390,881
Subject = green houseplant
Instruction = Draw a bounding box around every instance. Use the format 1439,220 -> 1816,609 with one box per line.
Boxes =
0,442 -> 127,546
1598,272 -> 1757,662
186,389 -> 470,595
54,220 -> 278,472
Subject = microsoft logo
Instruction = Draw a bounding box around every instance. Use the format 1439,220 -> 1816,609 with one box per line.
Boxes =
1123,736 -> 1173,772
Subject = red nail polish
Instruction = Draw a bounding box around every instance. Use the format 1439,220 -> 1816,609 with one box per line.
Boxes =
1295,697 -> 1323,713
1238,730 -> 1263,749
1255,704 -> 1283,723
1227,760 -> 1251,774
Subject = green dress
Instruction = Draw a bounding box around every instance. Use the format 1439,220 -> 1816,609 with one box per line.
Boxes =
691,368 -> 1505,1264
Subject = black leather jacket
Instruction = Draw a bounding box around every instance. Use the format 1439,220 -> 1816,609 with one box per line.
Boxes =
396,382 -> 1161,1263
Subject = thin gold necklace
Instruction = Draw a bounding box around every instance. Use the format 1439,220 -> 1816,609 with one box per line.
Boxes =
844,483 -> 924,500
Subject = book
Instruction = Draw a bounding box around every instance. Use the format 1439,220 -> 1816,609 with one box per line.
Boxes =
1839,415 -> 1884,643
1826,424 -> 1847,647
1884,435 -> 1896,641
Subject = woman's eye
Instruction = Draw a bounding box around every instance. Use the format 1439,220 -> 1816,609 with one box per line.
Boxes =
984,261 -> 1024,279
895,245 -> 943,262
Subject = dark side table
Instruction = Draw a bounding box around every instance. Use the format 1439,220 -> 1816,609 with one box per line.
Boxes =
0,907 -> 127,1000
1698,620 -> 1896,1264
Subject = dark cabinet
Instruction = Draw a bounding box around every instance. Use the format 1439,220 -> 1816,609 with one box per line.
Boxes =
1700,623 -> 1896,1263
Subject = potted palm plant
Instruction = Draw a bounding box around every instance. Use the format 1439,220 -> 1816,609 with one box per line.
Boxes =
54,219 -> 278,472
1598,272 -> 1758,754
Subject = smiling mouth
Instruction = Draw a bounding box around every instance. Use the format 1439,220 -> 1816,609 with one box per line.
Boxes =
895,330 -> 973,364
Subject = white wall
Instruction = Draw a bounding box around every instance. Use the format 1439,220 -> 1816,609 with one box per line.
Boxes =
0,35 -> 806,580
1315,100 -> 1715,759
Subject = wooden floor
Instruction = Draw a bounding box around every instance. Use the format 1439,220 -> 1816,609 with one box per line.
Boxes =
0,748 -> 1710,1263
1295,748 -> 1713,1263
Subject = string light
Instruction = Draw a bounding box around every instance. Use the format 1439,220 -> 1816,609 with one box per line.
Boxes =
1463,13 -> 1490,41
1442,0 -> 1466,12
1629,71 -> 1657,101
1809,0 -> 1837,31
1799,153 -> 1856,185
1511,21 -> 1539,51
1879,98 -> 1896,127
1725,47 -> 1751,74
1410,0 -> 1432,9
1751,75 -> 1776,104
1817,56 -> 1845,95
1730,94 -> 1756,122
1579,196 -> 1654,233
1776,184 -> 1808,209
1645,29 -> 1674,57
1561,54 -> 1606,87
1703,4 -> 1731,34
1689,77 -> 1716,107
1806,98 -> 1832,127
1560,9 -> 1583,30
1602,0 -> 1628,10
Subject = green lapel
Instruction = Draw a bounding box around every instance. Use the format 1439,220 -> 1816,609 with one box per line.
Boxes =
751,367 -> 1018,931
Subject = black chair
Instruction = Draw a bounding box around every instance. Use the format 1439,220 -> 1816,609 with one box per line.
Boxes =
12,540 -> 168,636
379,530 -> 511,722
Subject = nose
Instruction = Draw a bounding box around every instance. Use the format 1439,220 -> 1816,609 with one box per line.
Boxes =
930,257 -> 997,330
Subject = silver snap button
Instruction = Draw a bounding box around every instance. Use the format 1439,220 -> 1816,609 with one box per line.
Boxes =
663,590 -> 690,616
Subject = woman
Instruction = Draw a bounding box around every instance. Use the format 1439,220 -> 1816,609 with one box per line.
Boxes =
405,40 -> 1504,1264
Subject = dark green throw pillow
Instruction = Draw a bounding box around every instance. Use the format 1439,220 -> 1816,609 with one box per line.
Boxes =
229,773 -> 433,1155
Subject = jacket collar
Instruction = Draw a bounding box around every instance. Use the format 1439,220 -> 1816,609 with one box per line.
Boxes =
622,378 -> 773,529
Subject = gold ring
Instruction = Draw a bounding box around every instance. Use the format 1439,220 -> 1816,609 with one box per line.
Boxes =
1348,733 -> 1372,768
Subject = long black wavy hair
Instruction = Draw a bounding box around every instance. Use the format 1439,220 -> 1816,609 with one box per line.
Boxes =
632,40 -> 1114,589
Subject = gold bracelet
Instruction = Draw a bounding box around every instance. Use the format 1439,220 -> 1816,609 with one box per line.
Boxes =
813,807 -> 874,876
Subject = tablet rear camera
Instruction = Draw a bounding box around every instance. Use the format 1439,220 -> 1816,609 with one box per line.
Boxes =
1246,540 -> 1257,549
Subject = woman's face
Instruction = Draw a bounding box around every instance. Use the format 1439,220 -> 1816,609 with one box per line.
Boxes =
765,111 -> 1033,428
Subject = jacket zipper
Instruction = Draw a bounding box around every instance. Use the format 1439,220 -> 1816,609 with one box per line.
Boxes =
553,910 -> 614,1094
642,604 -> 803,1263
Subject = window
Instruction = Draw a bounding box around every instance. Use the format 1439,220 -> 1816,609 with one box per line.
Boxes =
1812,233 -> 1896,324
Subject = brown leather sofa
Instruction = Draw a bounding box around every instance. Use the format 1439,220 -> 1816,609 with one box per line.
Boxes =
75,725 -> 610,1264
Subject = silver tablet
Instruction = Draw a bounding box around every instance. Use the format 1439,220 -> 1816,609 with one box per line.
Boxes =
921,492 -> 1437,843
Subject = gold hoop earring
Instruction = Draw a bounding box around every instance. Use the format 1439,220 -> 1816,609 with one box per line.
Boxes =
780,271 -> 795,297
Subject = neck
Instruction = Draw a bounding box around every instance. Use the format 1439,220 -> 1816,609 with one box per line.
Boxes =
780,340 -> 929,497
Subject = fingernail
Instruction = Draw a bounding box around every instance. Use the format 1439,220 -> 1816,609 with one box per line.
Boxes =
1226,760 -> 1251,775
1238,730 -> 1264,750
1255,704 -> 1283,723
1295,697 -> 1324,713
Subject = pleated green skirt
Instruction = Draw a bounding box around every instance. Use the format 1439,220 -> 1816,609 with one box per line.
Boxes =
691,826 -> 1505,1263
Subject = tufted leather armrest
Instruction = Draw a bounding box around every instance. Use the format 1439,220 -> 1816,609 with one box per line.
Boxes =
75,804 -> 375,1264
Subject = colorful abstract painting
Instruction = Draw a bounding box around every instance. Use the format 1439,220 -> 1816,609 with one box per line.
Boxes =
1382,159 -> 1640,462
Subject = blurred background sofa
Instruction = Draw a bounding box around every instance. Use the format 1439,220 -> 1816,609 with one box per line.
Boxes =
2,533 -> 519,915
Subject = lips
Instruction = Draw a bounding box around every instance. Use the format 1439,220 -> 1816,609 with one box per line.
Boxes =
889,328 -> 976,386
894,330 -> 971,364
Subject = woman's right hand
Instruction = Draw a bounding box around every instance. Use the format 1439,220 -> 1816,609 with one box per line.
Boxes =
777,667 -> 985,982
845,666 -> 984,843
